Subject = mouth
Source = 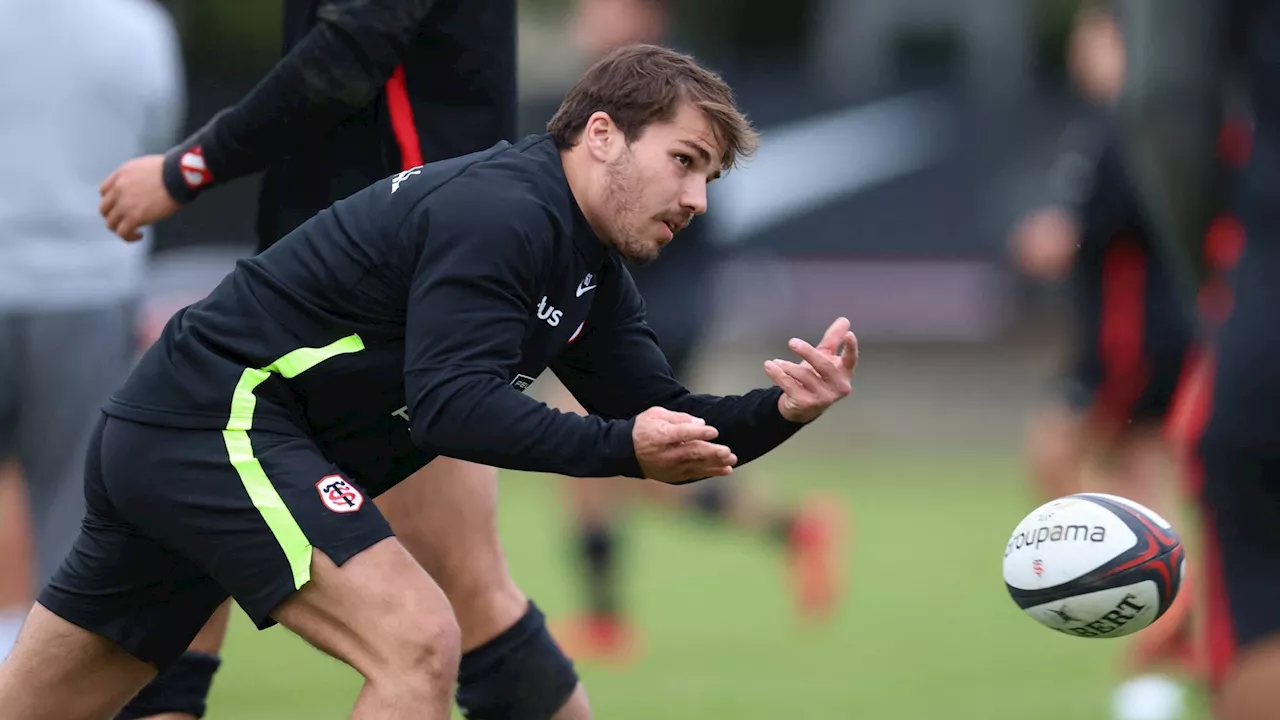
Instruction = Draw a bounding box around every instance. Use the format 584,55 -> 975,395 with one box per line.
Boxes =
659,216 -> 688,238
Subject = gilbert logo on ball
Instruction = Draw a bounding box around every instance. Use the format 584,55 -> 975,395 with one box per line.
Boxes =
1002,493 -> 1184,638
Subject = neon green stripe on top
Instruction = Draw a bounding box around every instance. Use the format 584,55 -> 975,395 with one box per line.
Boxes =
223,334 -> 366,590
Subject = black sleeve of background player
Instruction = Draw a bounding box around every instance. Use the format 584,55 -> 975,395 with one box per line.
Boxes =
401,198 -> 644,480
1077,138 -> 1147,250
550,264 -> 805,481
161,0 -> 438,203
1116,0 -> 1225,299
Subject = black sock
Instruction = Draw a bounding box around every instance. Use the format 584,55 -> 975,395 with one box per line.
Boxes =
579,522 -> 618,617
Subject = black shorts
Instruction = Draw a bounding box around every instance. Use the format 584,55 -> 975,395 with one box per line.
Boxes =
1186,191 -> 1280,688
1194,438 -> 1280,689
37,413 -> 393,669
1062,236 -> 1195,431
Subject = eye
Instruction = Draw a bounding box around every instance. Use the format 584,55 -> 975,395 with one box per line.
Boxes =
675,154 -> 693,168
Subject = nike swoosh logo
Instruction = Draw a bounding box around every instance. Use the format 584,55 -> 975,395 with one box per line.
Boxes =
575,281 -> 597,297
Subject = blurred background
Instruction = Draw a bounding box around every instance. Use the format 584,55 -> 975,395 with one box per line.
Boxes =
152,0 -> 1080,347
3,0 -> 1212,718
147,0 -> 1088,431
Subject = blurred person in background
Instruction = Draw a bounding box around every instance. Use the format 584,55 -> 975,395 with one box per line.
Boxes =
542,0 -> 848,665
98,2 -> 613,719
1009,3 -> 1209,718
1119,0 -> 1280,718
0,0 -> 184,668
0,467 -> 32,659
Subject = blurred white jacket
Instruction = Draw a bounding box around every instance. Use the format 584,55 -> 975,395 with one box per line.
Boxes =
0,0 -> 185,310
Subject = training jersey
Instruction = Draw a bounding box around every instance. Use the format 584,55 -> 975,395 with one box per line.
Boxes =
1046,119 -> 1195,416
1204,0 -> 1280,446
1057,119 -> 1194,355
109,135 -> 802,492
160,0 -> 517,251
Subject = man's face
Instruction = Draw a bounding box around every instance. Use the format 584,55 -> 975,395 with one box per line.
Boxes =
1069,10 -> 1125,105
596,103 -> 723,264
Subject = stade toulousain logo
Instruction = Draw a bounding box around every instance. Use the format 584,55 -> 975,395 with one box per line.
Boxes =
180,146 -> 213,190
316,475 -> 365,514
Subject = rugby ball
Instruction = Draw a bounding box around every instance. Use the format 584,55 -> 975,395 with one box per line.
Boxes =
1003,493 -> 1184,638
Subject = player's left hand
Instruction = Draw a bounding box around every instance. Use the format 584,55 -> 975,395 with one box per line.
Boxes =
99,155 -> 180,242
764,316 -> 858,424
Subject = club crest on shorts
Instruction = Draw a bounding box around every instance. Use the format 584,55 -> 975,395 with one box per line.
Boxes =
316,475 -> 364,513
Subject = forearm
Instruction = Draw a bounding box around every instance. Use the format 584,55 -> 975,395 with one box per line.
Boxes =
163,0 -> 437,201
409,373 -> 644,479
662,387 -> 806,467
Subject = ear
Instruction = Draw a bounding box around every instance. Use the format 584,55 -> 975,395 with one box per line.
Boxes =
581,111 -> 622,162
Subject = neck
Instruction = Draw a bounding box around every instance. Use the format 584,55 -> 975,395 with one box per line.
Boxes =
560,147 -> 611,247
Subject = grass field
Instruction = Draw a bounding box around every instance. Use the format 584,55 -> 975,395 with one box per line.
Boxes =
203,450 -> 1208,719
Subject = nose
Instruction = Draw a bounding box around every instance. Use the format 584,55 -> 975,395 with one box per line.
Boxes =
681,178 -> 708,217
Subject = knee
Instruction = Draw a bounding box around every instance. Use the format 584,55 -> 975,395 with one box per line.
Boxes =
114,651 -> 221,720
408,611 -> 463,682
456,602 -> 580,720
374,608 -> 462,690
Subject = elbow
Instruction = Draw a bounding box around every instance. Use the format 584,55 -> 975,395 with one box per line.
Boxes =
405,387 -> 454,454
409,419 -> 443,455
409,402 -> 469,457
314,3 -> 425,79
406,373 -> 497,457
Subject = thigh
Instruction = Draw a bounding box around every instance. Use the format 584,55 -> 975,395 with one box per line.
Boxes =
270,537 -> 457,678
0,602 -> 158,720
94,415 -> 395,636
376,458 -> 527,650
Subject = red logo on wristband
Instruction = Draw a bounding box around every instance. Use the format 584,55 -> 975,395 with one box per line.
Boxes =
179,146 -> 212,190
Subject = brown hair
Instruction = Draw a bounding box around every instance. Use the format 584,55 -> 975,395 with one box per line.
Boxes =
547,44 -> 759,172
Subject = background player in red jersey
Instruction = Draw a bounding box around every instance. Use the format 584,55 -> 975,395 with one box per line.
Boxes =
1011,4 -> 1212,717
1120,0 -> 1280,718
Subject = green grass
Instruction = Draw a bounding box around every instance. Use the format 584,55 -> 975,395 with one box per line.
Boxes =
205,451 -> 1207,719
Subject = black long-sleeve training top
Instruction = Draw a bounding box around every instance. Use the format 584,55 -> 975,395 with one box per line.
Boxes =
114,136 -> 804,495
160,0 -> 517,249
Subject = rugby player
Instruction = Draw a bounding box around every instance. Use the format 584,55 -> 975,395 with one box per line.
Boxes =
1119,1 -> 1280,718
1008,12 -> 1198,717
1,44 -> 858,720
98,1 -> 536,717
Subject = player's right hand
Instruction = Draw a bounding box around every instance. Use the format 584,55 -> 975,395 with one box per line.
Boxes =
632,407 -> 736,484
99,154 -> 180,242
